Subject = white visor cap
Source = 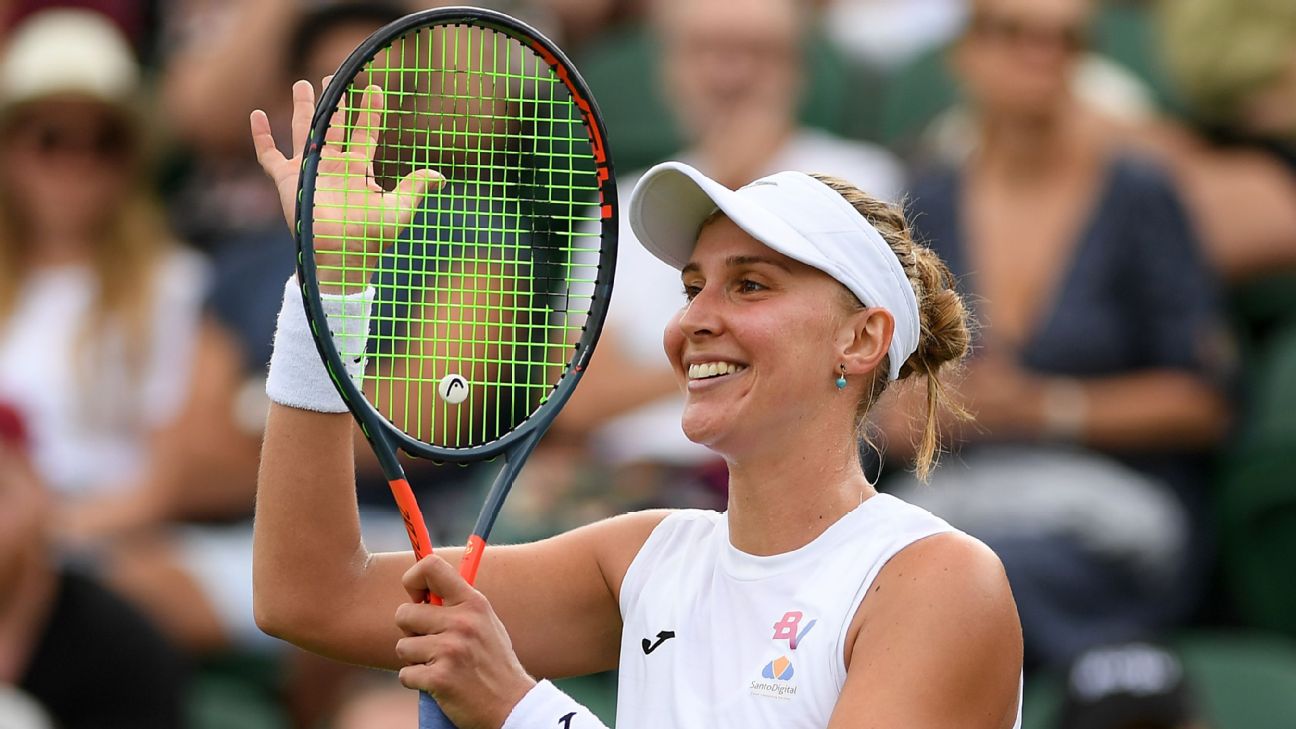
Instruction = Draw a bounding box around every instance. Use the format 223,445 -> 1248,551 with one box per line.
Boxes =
629,161 -> 919,380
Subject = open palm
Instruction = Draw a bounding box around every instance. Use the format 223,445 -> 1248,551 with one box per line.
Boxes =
252,79 -> 442,292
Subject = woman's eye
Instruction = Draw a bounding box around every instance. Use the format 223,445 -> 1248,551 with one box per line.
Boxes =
682,284 -> 702,300
738,279 -> 766,293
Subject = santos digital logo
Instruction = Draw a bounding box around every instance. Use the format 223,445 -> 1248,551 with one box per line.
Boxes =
751,656 -> 798,699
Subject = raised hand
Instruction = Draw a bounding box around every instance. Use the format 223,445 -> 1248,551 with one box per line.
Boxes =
251,78 -> 444,293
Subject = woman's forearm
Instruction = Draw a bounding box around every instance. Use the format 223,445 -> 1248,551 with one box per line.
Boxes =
1066,370 -> 1230,451
252,404 -> 368,640
875,368 -> 1229,456
163,0 -> 299,150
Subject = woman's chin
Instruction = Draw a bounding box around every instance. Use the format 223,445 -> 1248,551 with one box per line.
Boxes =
680,412 -> 725,449
680,409 -> 749,457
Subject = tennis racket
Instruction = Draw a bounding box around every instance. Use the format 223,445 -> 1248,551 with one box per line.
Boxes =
292,8 -> 615,727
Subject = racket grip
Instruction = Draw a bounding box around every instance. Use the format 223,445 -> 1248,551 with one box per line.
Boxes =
419,692 -> 458,728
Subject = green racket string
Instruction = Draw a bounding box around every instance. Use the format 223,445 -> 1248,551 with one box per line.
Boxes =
316,22 -> 602,450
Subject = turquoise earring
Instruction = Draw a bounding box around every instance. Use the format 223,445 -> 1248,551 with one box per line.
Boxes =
835,363 -> 847,390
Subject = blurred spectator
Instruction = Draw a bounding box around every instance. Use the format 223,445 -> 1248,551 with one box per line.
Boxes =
1160,0 -> 1296,147
0,8 -> 260,653
0,1 -> 153,52
526,0 -> 620,49
0,402 -> 188,728
825,0 -> 969,71
1152,0 -> 1296,644
1057,642 -> 1208,729
1141,0 -> 1296,281
649,0 -> 903,192
878,0 -> 1232,669
876,3 -> 1174,157
158,0 -> 300,247
196,1 -> 409,390
559,0 -> 904,486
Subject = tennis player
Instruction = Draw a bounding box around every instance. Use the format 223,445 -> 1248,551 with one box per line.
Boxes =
253,83 -> 1023,728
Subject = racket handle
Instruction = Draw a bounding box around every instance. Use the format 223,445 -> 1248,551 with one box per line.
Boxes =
419,692 -> 458,728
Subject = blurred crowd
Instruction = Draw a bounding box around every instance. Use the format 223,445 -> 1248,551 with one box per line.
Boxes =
0,0 -> 1294,727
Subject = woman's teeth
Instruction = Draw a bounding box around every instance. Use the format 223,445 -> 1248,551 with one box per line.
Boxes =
687,361 -> 746,380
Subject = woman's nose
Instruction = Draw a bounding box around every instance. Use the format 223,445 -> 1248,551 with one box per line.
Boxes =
676,285 -> 724,339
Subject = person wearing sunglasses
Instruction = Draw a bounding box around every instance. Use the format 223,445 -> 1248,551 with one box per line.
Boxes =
879,0 -> 1231,669
0,9 -> 262,655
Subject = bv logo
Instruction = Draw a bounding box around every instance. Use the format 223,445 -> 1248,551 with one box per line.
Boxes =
772,611 -> 817,650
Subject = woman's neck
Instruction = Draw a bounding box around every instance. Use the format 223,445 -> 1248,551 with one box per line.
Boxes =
974,102 -> 1089,183
723,421 -> 876,557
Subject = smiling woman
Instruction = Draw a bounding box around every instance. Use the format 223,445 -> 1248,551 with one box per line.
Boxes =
644,164 -> 969,480
254,78 -> 1023,724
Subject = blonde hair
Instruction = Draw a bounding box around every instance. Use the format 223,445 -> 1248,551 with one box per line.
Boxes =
809,174 -> 972,480
0,114 -> 171,414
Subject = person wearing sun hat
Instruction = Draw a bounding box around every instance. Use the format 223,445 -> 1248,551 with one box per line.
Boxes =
0,8 -> 270,657
0,9 -> 140,114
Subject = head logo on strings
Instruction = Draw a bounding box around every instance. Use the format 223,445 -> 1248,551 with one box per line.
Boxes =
438,374 -> 469,404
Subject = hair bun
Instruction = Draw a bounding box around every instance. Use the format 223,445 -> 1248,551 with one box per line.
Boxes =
901,246 -> 971,380
807,172 -> 972,480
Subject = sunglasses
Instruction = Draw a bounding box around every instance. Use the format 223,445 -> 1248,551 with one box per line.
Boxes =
14,118 -> 132,161
970,13 -> 1090,53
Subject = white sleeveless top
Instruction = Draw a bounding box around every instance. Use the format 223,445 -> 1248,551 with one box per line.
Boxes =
615,494 -> 1022,728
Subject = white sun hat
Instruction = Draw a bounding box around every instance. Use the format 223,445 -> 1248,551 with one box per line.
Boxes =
629,161 -> 919,380
0,9 -> 139,111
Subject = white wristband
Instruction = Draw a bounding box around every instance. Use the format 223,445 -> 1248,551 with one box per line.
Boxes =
501,680 -> 609,729
266,276 -> 375,413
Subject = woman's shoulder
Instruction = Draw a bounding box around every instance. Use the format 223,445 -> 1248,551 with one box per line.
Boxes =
1094,151 -> 1198,252
880,530 -> 1011,594
579,509 -> 699,565
600,507 -> 724,561
1101,151 -> 1186,213
1106,150 -> 1176,189
841,530 -> 1023,726
854,530 -> 1019,659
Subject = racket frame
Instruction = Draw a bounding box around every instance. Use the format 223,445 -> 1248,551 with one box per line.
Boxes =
292,6 -> 616,565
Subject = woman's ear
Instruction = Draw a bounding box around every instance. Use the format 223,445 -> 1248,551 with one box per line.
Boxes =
838,307 -> 894,378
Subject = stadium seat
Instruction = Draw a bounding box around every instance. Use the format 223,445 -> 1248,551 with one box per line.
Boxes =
1217,314 -> 1296,639
187,654 -> 289,729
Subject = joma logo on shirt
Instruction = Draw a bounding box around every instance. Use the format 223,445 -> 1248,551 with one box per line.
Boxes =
772,610 -> 817,650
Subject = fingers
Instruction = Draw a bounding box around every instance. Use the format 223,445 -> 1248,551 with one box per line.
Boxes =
290,79 -> 314,159
388,169 -> 445,226
398,661 -> 442,694
249,109 -> 286,172
349,84 -> 383,163
395,635 -> 454,692
402,553 -> 478,607
395,600 -> 446,638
